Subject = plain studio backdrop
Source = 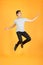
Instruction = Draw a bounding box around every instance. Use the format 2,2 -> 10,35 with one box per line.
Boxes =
0,0 -> 43,65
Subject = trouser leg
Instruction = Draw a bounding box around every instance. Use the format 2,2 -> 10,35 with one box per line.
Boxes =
14,32 -> 22,51
16,32 -> 22,44
21,31 -> 31,45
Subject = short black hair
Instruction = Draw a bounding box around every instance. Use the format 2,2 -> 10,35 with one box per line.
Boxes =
16,10 -> 21,15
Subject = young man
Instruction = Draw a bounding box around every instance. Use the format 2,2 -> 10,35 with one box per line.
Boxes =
5,10 -> 39,51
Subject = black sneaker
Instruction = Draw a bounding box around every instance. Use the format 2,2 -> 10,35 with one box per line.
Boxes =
21,43 -> 23,48
14,44 -> 19,51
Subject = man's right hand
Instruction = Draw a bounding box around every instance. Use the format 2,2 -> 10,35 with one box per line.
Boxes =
5,24 -> 16,30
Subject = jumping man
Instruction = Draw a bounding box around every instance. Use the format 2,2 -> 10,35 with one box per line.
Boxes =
5,10 -> 39,51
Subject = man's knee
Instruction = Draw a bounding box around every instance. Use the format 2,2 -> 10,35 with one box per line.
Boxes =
27,37 -> 31,41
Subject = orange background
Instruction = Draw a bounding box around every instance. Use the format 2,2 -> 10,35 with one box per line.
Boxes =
0,0 -> 43,65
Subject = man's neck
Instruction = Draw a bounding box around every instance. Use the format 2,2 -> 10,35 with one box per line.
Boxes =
17,17 -> 22,19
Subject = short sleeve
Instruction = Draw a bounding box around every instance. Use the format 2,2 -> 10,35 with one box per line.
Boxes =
14,20 -> 16,24
23,18 -> 30,22
23,18 -> 32,22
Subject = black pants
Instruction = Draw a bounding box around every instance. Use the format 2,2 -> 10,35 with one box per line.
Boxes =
16,31 -> 31,45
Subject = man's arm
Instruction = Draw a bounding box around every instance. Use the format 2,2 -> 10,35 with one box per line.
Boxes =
5,23 -> 16,30
26,15 -> 39,22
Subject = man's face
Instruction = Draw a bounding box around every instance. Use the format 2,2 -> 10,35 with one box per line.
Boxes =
17,12 -> 22,17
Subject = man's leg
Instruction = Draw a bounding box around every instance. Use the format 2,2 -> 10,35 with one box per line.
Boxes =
14,32 -> 22,51
21,31 -> 31,46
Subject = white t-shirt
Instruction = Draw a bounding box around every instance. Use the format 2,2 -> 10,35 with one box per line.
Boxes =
14,18 -> 31,32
